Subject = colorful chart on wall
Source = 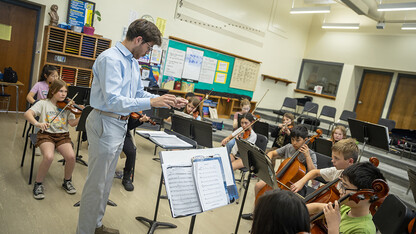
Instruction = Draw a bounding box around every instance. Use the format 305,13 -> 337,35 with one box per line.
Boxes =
67,0 -> 96,27
161,39 -> 257,98
229,58 -> 260,92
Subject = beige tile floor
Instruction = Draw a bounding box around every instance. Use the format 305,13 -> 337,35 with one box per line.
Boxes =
0,113 -> 254,234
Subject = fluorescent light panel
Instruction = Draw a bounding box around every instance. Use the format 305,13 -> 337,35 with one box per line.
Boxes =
322,23 -> 360,29
290,6 -> 331,14
402,23 -> 416,30
378,2 -> 416,11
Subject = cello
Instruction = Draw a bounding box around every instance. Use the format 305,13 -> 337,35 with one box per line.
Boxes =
255,129 -> 323,202
309,179 -> 389,234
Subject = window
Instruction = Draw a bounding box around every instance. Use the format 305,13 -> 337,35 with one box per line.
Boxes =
296,59 -> 343,97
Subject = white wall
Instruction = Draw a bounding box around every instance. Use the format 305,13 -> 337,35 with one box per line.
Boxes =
26,0 -> 312,111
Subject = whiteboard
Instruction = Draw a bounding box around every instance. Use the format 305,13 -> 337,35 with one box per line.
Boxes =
181,47 -> 204,81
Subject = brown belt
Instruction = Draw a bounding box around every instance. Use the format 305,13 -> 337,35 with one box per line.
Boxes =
95,109 -> 129,120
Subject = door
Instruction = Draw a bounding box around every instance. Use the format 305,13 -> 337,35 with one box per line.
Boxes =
388,74 -> 416,129
0,0 -> 39,111
355,70 -> 392,123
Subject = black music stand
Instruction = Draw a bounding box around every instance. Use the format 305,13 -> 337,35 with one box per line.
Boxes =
191,119 -> 213,148
68,85 -> 90,105
135,129 -> 197,234
373,194 -> 416,234
348,119 -> 390,162
314,138 -> 333,157
234,139 -> 278,234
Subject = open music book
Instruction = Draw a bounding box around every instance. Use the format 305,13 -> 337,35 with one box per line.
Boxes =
160,147 -> 237,218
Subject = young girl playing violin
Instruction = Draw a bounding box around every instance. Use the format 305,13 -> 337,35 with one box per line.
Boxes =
26,65 -> 59,104
223,113 -> 257,170
271,112 -> 295,148
306,162 -> 386,234
24,79 -> 80,200
184,96 -> 201,120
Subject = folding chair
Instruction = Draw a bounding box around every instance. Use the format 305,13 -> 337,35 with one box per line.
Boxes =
378,118 -> 396,132
317,105 -> 336,136
273,97 -> 297,123
406,168 -> 416,203
297,101 -> 319,130
333,110 -> 357,132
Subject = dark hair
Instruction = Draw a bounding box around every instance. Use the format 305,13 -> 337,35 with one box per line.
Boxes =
184,96 -> 201,114
39,65 -> 58,82
185,92 -> 195,99
252,190 -> 310,234
342,162 -> 386,191
290,125 -> 309,139
126,19 -> 162,46
47,79 -> 67,99
241,112 -> 255,123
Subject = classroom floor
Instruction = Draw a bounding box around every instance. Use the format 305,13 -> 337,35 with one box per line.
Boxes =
0,113 -> 255,234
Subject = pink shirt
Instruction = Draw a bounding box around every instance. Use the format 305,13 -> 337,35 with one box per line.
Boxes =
30,81 -> 49,100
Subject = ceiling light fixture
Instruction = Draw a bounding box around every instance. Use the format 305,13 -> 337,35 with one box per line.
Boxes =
401,23 -> 416,30
378,2 -> 416,11
322,23 -> 360,29
290,6 -> 331,14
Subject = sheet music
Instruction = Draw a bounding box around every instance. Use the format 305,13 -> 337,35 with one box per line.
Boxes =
192,157 -> 228,211
149,135 -> 193,148
162,164 -> 202,217
136,130 -> 169,137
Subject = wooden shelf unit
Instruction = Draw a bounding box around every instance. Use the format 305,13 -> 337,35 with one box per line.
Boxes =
40,26 -> 112,87
167,90 -> 257,119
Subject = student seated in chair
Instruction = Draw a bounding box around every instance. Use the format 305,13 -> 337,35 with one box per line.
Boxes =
306,162 -> 386,234
290,138 -> 358,193
251,190 -> 310,234
24,79 -> 81,200
184,96 -> 201,120
222,113 -> 257,170
242,125 -> 317,220
330,125 -> 347,144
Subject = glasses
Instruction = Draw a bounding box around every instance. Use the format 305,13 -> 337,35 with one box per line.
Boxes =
145,42 -> 153,53
339,181 -> 360,194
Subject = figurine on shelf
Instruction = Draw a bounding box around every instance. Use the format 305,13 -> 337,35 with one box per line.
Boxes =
49,4 -> 59,26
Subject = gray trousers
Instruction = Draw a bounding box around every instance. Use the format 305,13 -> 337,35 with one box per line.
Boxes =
77,110 -> 127,234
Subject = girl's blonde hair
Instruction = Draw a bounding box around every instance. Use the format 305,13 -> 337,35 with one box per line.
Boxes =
330,125 -> 347,142
184,96 -> 201,114
240,98 -> 250,107
47,79 -> 67,99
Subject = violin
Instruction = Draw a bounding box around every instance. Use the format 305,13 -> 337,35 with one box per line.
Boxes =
309,179 -> 389,234
243,128 -> 251,140
222,117 -> 260,146
255,129 -> 323,203
56,98 -> 84,116
190,89 -> 214,117
130,111 -> 156,125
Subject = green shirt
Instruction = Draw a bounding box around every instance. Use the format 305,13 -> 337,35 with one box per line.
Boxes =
339,205 -> 376,234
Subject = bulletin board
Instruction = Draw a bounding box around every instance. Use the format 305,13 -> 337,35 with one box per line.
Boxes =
161,38 -> 260,98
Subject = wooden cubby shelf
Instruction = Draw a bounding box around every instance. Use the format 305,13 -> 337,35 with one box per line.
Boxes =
41,26 -> 112,87
262,74 -> 295,86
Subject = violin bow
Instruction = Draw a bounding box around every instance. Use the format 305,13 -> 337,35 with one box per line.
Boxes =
190,88 -> 214,114
49,92 -> 78,124
251,89 -> 269,115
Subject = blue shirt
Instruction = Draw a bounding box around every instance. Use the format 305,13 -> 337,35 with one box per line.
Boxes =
90,41 -> 158,116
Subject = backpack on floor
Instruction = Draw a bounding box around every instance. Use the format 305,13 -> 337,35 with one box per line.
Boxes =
4,67 -> 18,83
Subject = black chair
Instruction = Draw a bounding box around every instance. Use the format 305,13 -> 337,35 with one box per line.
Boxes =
314,152 -> 333,184
297,101 -> 319,130
406,168 -> 416,203
333,110 -> 357,132
378,118 -> 396,132
20,133 -> 38,185
273,97 -> 297,122
317,106 -> 336,135
253,121 -> 269,140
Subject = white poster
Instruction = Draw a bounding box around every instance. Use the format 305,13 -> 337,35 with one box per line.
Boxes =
150,45 -> 163,64
198,57 -> 217,84
214,72 -> 227,84
181,47 -> 204,81
163,48 -> 186,78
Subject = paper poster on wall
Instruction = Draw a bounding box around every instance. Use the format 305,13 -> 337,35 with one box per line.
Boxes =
163,48 -> 186,78
67,0 -> 95,27
198,57 -> 217,84
214,72 -> 227,84
229,58 -> 260,91
156,17 -> 167,37
150,45 -> 163,64
0,24 -> 12,41
141,69 -> 150,79
138,53 -> 150,63
216,61 -> 229,73
181,47 -> 204,81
